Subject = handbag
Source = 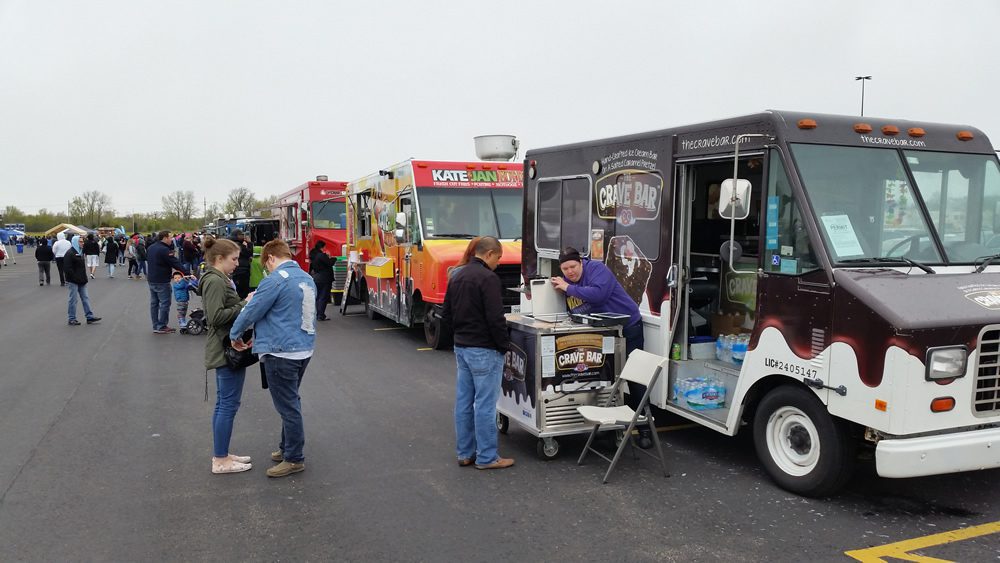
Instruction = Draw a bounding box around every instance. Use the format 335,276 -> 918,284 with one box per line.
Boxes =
223,328 -> 259,370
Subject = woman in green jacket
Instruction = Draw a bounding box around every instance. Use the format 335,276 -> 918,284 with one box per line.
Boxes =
202,237 -> 254,474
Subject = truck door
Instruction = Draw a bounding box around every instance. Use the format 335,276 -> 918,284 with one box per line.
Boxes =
394,192 -> 415,324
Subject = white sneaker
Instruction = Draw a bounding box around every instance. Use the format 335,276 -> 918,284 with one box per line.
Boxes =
212,460 -> 252,474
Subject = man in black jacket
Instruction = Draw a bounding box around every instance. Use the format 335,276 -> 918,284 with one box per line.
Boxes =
64,235 -> 101,326
146,230 -> 189,334
441,236 -> 514,470
229,230 -> 253,299
35,239 -> 54,285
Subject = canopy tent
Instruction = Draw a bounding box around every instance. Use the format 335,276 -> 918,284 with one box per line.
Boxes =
43,223 -> 92,237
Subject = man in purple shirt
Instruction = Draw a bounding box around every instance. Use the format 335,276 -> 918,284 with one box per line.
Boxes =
550,247 -> 653,448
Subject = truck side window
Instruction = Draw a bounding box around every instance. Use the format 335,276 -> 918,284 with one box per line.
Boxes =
535,176 -> 591,254
356,194 -> 372,238
765,150 -> 818,275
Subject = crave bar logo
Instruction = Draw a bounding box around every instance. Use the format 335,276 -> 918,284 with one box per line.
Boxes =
555,334 -> 605,374
595,170 -> 662,226
504,343 -> 527,382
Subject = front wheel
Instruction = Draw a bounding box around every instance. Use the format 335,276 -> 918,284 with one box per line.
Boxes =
496,413 -> 509,434
753,385 -> 855,497
424,306 -> 452,349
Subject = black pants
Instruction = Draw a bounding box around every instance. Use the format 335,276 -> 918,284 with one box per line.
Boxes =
622,321 -> 650,428
127,258 -> 138,276
37,261 -> 51,284
55,257 -> 66,285
315,279 -> 332,319
233,270 -> 251,299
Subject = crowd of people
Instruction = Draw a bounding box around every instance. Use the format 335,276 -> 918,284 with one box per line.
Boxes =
24,227 -> 647,479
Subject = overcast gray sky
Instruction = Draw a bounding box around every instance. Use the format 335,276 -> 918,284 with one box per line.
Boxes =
2,0 -> 998,214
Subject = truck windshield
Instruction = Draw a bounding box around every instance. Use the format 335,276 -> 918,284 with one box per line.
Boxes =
417,188 -> 523,239
792,144 -> 943,263
903,151 -> 1000,262
312,201 -> 346,230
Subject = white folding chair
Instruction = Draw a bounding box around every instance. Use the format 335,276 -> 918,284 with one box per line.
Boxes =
576,349 -> 669,483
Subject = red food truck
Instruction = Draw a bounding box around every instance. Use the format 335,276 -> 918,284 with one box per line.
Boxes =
275,176 -> 350,301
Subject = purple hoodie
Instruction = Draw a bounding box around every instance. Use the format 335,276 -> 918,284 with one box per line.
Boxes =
563,258 -> 641,327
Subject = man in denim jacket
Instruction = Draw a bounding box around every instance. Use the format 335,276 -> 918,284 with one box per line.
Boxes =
230,239 -> 317,478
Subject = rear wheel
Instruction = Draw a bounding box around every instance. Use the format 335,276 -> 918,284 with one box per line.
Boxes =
364,283 -> 380,320
424,306 -> 452,349
753,385 -> 855,497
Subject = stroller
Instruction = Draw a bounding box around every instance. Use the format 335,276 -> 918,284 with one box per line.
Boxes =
179,275 -> 207,336
181,308 -> 207,335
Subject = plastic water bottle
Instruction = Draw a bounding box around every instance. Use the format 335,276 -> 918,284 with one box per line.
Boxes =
732,335 -> 748,365
723,334 -> 735,363
715,335 -> 726,361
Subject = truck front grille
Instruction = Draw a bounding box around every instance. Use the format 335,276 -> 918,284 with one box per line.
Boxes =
974,326 -> 1000,415
494,264 -> 522,307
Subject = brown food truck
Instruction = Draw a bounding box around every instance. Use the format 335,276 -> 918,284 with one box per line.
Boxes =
520,110 -> 1000,496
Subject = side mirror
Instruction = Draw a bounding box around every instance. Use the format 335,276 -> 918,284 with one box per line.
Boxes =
719,178 -> 752,220
396,212 -> 407,230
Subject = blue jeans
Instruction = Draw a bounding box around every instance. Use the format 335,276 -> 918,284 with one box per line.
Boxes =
263,355 -> 310,463
454,346 -> 504,465
213,365 -> 247,457
137,260 -> 147,276
148,282 -> 171,330
67,282 -> 95,322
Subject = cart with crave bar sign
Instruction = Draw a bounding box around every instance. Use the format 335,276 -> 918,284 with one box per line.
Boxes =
497,313 -> 625,459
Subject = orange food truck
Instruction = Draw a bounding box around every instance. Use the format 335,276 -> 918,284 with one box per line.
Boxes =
345,159 -> 524,347
275,176 -> 350,302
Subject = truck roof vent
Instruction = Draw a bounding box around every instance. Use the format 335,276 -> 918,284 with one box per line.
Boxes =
474,135 -> 519,162
316,175 -> 328,181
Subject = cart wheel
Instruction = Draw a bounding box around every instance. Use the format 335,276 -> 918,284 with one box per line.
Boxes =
496,413 -> 509,434
186,322 -> 203,336
536,438 -> 559,460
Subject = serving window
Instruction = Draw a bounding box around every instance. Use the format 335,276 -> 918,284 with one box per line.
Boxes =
535,175 -> 592,257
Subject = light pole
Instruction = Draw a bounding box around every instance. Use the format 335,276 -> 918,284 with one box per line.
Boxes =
855,75 -> 872,116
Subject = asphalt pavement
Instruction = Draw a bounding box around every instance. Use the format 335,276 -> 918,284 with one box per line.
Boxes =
0,256 -> 998,562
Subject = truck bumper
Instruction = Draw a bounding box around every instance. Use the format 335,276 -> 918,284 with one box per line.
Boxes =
875,426 -> 1000,478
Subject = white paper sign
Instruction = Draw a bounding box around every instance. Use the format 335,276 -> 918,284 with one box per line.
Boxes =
542,355 -> 556,375
820,215 -> 865,257
602,336 -> 615,354
540,336 -> 555,356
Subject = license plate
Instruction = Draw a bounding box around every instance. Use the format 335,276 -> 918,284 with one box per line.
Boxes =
511,305 -> 521,313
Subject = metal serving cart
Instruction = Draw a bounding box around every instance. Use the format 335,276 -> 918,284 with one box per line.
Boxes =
499,313 -> 626,460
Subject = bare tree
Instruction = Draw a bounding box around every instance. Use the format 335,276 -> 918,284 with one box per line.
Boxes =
224,187 -> 257,216
70,190 -> 113,226
161,190 -> 197,222
204,202 -> 223,221
255,194 -> 279,214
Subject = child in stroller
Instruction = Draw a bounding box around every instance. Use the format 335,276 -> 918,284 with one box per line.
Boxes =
177,274 -> 207,335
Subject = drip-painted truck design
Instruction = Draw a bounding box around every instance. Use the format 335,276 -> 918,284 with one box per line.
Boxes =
522,110 -> 1000,496
346,159 -> 524,348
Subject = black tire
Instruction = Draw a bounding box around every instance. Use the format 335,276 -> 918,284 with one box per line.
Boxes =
364,284 -> 380,320
496,413 -> 509,434
752,385 -> 855,497
423,307 -> 452,349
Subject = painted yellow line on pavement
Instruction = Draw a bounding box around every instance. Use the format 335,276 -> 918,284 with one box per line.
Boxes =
417,347 -> 433,351
845,520 -> 1000,562
373,327 -> 407,331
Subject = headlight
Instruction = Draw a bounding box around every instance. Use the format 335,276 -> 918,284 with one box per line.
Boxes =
925,346 -> 968,381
